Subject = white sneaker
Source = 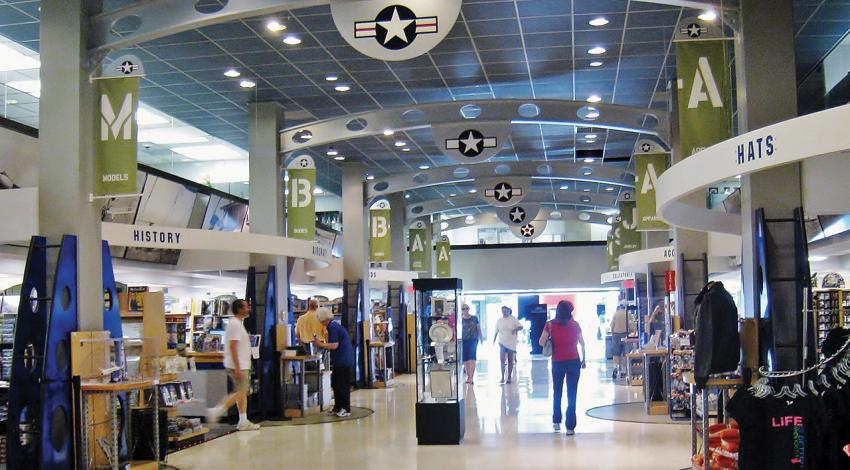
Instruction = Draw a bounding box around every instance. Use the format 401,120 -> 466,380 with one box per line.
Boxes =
336,410 -> 351,418
206,406 -> 224,424
237,421 -> 261,431
565,429 -> 575,436
553,423 -> 561,432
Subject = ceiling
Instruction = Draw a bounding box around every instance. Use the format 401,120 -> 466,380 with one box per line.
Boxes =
0,0 -> 848,213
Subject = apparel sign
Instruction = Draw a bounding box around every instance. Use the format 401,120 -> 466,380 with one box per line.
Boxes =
431,122 -> 509,164
509,219 -> 547,241
675,18 -> 732,158
369,199 -> 392,262
408,220 -> 430,272
286,155 -> 316,240
496,203 -> 541,227
330,0 -> 461,61
475,176 -> 530,208
95,55 -> 143,196
634,140 -> 669,231
613,201 -> 641,255
435,235 -> 451,277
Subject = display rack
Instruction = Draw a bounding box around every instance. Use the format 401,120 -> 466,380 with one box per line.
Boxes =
685,373 -> 742,470
668,330 -> 694,420
812,288 -> 850,357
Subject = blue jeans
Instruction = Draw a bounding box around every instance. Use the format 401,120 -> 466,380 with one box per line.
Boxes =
552,359 -> 581,429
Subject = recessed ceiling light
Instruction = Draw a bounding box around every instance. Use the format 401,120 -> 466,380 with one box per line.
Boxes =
405,193 -> 411,199
560,185 -> 569,190
284,174 -> 289,182
394,141 -> 407,147
589,17 -> 609,27
0,43 -> 40,72
325,74 -> 339,82
735,174 -> 742,179
449,193 -> 457,197
584,134 -> 598,139
809,255 -> 828,262
223,69 -> 241,78
334,85 -> 350,92
583,157 -> 595,163
419,165 -> 430,170
313,187 -> 323,195
333,155 -> 345,161
698,11 -> 717,21
401,147 -> 411,152
583,171 -> 592,176
469,189 -> 477,194
583,188 -> 591,192
605,187 -> 614,191
326,148 -> 338,156
588,46 -> 606,55
239,79 -> 256,88
170,144 -> 241,161
465,215 -> 475,223
590,61 -> 603,67
383,129 -> 395,136
283,35 -> 302,45
366,175 -> 375,181
266,20 -> 287,32
4,99 -> 17,105
587,95 -> 602,103
585,139 -> 597,144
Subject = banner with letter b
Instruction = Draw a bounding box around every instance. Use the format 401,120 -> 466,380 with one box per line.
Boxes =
369,199 -> 392,263
287,155 -> 317,240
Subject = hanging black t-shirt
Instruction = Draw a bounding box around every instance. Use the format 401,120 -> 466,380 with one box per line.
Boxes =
821,384 -> 850,469
727,389 -> 824,470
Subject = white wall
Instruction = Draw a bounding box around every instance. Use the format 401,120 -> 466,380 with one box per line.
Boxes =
451,244 -> 608,291
0,125 -> 37,187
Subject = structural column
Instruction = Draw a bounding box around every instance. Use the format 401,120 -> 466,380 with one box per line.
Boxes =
39,0 -> 103,330
248,102 -> 288,325
386,192 -> 407,270
342,162 -> 369,283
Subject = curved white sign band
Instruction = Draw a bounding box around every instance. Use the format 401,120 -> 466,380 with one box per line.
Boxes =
102,222 -> 332,266
601,271 -> 635,284
618,246 -> 675,270
656,104 -> 850,234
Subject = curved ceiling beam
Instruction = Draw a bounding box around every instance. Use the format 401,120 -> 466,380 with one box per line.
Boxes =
366,160 -> 634,199
435,209 -> 610,232
407,190 -> 618,221
280,99 -> 670,154
89,0 -> 324,54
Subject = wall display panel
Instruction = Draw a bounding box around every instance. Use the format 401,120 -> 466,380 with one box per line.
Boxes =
202,195 -> 248,232
125,175 -> 198,264
102,170 -> 148,258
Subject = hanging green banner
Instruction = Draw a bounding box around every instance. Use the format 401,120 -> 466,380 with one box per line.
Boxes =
675,40 -> 732,158
95,76 -> 139,196
369,199 -> 391,263
614,201 -> 641,255
606,231 -> 619,271
435,236 -> 452,278
286,155 -> 316,240
408,220 -> 429,272
635,151 -> 669,231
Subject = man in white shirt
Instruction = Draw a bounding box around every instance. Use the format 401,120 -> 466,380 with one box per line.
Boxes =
493,306 -> 523,385
206,299 -> 260,431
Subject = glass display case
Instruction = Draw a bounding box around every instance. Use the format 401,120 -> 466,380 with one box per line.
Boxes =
412,278 -> 464,445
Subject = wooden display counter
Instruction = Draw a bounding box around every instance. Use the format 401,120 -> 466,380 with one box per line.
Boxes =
187,351 -> 224,364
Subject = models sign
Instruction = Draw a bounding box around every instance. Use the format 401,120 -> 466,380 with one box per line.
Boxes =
95,55 -> 143,196
370,199 -> 392,263
331,0 -> 461,61
674,18 -> 732,159
287,155 -> 316,240
408,220 -> 430,271
634,140 -> 669,231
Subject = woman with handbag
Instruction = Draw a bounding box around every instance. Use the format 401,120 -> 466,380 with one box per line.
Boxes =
539,300 -> 586,435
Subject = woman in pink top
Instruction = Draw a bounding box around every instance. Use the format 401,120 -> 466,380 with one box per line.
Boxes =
539,300 -> 586,435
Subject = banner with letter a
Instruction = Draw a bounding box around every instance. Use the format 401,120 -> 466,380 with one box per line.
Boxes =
674,17 -> 732,159
435,235 -> 451,278
287,155 -> 316,240
634,140 -> 669,231
408,220 -> 429,271
369,199 -> 392,263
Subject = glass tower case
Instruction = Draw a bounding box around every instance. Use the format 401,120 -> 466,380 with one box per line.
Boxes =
412,278 -> 464,445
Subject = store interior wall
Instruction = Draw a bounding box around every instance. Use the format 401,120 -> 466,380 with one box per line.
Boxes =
451,244 -> 607,291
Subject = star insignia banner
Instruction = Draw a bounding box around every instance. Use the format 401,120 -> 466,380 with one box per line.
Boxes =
475,176 -> 531,208
95,75 -> 139,196
330,0 -> 461,61
634,140 -> 669,231
286,155 -> 317,240
432,122 -> 509,164
435,235 -> 451,277
496,204 -> 541,227
674,17 -> 732,158
408,220 -> 430,272
509,219 -> 547,241
369,199 -> 392,262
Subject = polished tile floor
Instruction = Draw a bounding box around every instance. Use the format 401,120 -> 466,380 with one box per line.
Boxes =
166,358 -> 691,470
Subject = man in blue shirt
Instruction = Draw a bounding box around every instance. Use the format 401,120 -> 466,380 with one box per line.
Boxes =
316,308 -> 355,417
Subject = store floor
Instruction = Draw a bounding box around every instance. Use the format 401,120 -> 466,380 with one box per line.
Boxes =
166,358 -> 691,470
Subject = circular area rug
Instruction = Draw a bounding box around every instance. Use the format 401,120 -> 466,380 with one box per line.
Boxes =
261,406 -> 374,427
585,402 -> 687,425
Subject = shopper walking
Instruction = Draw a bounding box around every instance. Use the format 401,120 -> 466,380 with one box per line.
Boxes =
461,304 -> 483,385
206,299 -> 260,431
539,300 -> 586,435
316,308 -> 355,417
494,306 -> 523,385
610,302 -> 629,380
